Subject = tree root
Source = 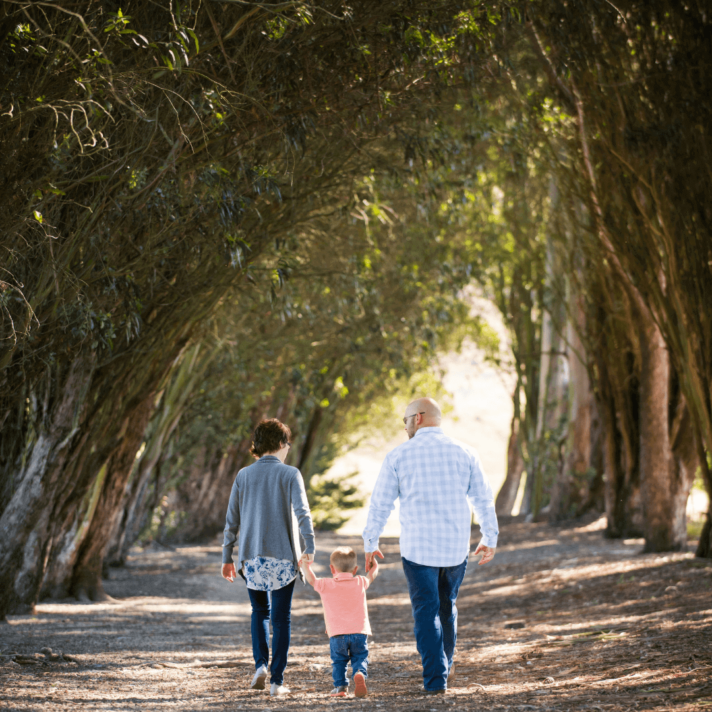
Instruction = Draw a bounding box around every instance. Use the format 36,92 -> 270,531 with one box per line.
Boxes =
151,660 -> 247,669
2,648 -> 79,665
72,580 -> 114,604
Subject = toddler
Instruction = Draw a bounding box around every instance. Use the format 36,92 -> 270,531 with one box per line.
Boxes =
301,546 -> 379,698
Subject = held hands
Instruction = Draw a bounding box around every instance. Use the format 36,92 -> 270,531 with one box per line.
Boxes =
366,554 -> 380,582
473,543 -> 495,565
299,553 -> 316,586
221,563 -> 237,582
365,548 -> 384,573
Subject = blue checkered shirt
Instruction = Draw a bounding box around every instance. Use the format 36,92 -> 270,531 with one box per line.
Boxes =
363,427 -> 499,567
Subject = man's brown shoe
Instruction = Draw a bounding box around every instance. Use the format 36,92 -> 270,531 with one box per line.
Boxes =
448,664 -> 455,685
422,688 -> 446,695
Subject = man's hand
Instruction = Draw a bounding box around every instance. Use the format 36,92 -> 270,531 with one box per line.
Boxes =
299,552 -> 314,565
473,544 -> 495,565
221,563 -> 236,582
365,548 -> 384,573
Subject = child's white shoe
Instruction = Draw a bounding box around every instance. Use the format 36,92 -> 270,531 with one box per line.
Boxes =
251,665 -> 268,690
270,683 -> 291,696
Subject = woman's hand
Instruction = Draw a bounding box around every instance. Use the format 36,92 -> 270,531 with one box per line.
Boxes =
299,555 -> 317,586
222,563 -> 237,582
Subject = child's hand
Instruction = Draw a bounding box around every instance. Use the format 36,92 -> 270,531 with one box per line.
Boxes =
300,556 -> 317,586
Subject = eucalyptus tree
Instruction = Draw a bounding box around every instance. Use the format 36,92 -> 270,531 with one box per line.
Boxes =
0,0 -> 509,616
525,0 -> 710,553
104,162 -> 483,556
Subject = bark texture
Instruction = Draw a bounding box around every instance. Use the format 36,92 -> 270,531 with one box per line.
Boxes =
496,413 -> 524,516
638,311 -> 675,552
599,352 -> 643,539
174,444 -> 249,543
0,354 -> 95,618
70,394 -> 156,601
548,311 -> 603,522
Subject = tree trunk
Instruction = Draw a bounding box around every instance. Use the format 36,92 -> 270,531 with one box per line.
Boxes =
698,513 -> 712,558
0,353 -> 96,619
40,463 -> 108,600
69,394 -> 156,601
104,450 -> 160,568
667,389 -> 700,549
496,413 -> 524,516
695,449 -> 712,558
175,443 -> 249,542
105,342 -> 214,565
598,352 -> 643,539
577,399 -> 605,515
638,309 -> 677,552
549,311 -> 594,522
298,406 -> 323,475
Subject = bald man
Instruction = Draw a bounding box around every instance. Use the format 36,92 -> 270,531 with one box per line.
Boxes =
362,397 -> 498,694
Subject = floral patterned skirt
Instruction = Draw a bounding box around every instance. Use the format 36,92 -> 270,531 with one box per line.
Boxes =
242,556 -> 297,591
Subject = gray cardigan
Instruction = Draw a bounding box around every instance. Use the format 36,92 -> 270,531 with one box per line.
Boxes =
222,455 -> 316,572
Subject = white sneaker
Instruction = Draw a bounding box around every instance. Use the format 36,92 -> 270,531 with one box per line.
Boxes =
251,665 -> 268,690
270,683 -> 291,696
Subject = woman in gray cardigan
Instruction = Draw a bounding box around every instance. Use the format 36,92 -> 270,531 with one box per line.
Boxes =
221,418 -> 315,696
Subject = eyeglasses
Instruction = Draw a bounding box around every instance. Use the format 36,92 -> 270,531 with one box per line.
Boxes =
402,411 -> 425,425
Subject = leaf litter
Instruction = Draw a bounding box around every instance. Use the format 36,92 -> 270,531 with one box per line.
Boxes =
0,517 -> 710,710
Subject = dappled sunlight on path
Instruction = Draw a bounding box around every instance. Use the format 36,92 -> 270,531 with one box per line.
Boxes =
1,520 -> 711,710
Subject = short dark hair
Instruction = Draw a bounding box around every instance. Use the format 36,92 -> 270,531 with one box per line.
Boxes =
250,418 -> 291,458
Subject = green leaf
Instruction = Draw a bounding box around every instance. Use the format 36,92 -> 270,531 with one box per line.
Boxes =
187,29 -> 199,53
33,210 -> 43,223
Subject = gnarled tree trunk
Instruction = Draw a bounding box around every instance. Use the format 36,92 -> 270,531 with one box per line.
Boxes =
0,354 -> 96,618
69,394 -> 156,601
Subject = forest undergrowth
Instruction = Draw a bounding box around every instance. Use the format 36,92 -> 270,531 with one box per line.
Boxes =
1,517 -> 710,711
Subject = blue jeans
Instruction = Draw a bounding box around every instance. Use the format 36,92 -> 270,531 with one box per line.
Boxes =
401,557 -> 468,691
247,579 -> 295,685
329,634 -> 369,687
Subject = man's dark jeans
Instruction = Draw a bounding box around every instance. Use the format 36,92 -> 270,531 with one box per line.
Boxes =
401,556 -> 468,691
247,579 -> 295,685
329,633 -> 369,687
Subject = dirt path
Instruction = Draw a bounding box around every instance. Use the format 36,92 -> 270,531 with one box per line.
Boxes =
1,517 -> 711,711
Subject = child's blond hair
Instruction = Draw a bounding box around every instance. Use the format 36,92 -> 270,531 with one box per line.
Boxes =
330,546 -> 357,572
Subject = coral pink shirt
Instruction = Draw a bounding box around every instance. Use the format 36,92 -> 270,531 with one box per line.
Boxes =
313,572 -> 371,637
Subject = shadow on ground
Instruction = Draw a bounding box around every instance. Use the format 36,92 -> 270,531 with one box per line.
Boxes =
1,517 -> 711,710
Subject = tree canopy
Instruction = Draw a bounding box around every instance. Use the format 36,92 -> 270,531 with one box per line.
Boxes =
1,0 -> 711,619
